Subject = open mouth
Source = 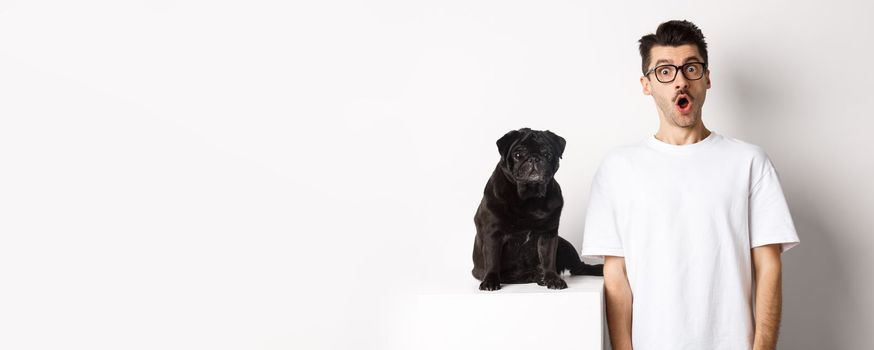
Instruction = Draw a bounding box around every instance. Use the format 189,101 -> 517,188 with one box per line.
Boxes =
675,94 -> 692,113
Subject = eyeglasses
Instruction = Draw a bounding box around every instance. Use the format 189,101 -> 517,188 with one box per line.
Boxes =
645,62 -> 708,83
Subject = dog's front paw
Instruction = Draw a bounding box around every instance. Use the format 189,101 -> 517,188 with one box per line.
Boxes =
546,277 -> 568,289
479,274 -> 501,291
538,272 -> 568,290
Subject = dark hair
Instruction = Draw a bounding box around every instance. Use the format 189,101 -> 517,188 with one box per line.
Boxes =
638,20 -> 708,75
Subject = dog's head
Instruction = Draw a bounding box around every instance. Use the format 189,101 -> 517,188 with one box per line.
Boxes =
496,128 -> 566,199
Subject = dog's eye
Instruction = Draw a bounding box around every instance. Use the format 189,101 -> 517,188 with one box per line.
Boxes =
513,152 -> 522,159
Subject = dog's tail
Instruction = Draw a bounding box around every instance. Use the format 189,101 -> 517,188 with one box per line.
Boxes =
556,237 -> 604,276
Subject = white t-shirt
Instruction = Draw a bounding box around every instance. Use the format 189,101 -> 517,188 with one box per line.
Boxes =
580,132 -> 799,350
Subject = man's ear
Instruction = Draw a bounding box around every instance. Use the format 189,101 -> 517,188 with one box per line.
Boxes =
706,69 -> 711,89
544,130 -> 566,159
496,129 -> 521,158
641,75 -> 652,95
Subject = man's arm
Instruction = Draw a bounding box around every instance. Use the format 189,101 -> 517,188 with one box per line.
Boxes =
751,244 -> 783,350
604,255 -> 633,350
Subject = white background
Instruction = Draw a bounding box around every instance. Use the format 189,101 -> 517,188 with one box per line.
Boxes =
1,1 -> 872,349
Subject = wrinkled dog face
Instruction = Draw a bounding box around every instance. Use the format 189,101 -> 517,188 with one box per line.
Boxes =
496,128 -> 566,199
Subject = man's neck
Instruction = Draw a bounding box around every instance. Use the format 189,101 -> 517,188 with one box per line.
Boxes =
654,123 -> 711,146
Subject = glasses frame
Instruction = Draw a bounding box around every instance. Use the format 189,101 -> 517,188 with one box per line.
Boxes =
645,62 -> 709,83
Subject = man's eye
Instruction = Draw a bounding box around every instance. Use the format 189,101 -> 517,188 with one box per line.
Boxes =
659,68 -> 671,75
686,66 -> 697,73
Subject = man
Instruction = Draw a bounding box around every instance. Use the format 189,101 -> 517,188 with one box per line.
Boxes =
579,20 -> 800,350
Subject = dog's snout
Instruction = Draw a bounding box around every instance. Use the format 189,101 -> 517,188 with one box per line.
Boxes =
527,160 -> 540,173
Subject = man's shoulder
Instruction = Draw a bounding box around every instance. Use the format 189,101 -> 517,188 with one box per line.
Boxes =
593,142 -> 649,175
601,137 -> 654,158
595,133 -> 773,168
713,133 -> 770,160
602,143 -> 645,159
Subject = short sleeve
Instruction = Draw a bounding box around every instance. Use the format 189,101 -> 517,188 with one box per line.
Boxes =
580,158 -> 624,259
749,154 -> 800,253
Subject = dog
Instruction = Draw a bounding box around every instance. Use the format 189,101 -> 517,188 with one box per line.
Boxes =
472,128 -> 604,290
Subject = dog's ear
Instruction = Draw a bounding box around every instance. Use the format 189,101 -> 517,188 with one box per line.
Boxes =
496,129 -> 522,158
544,130 -> 566,159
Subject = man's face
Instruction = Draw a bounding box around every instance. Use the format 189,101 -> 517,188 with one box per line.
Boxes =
640,44 -> 711,128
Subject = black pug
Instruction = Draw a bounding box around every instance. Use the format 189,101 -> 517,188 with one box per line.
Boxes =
472,128 -> 604,291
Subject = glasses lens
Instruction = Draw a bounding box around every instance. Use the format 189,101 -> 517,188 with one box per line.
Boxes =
682,63 -> 705,80
655,65 -> 677,83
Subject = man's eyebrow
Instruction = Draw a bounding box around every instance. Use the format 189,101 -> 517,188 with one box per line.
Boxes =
652,56 -> 704,67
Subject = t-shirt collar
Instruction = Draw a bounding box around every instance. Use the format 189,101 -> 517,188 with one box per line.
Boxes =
644,131 -> 720,154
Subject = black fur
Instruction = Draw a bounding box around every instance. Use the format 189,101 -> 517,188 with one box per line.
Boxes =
472,128 -> 604,291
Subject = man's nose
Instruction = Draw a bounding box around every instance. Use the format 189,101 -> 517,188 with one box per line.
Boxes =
674,72 -> 689,89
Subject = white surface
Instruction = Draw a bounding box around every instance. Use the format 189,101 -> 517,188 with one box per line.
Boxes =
417,273 -> 604,295
413,275 -> 605,350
